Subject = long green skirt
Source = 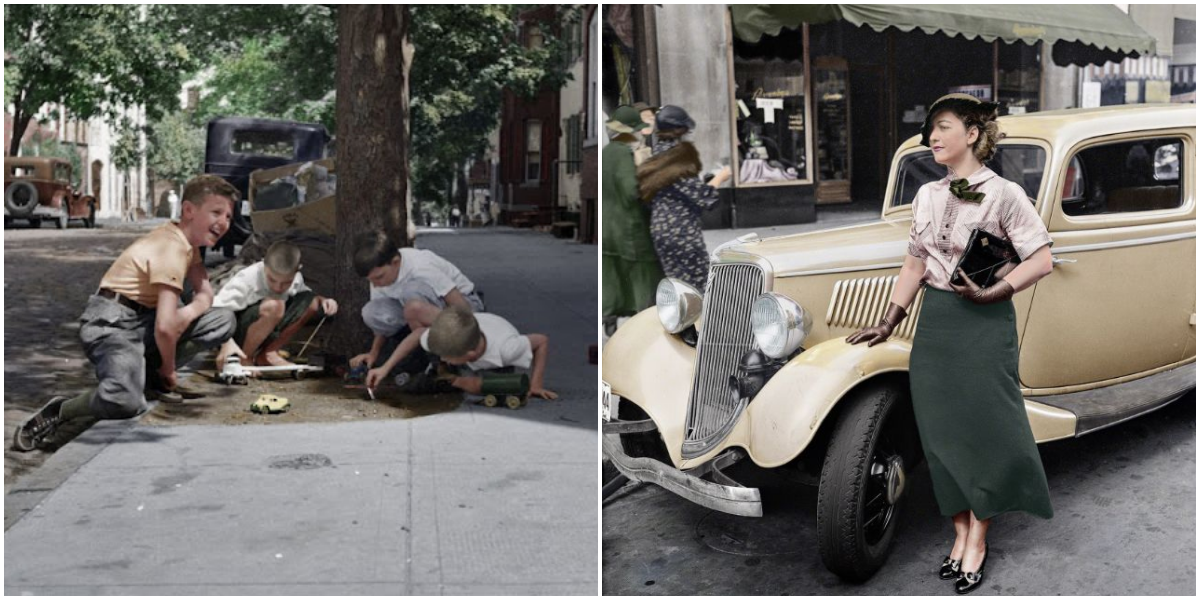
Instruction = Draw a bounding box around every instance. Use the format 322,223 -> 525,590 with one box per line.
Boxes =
909,286 -> 1054,520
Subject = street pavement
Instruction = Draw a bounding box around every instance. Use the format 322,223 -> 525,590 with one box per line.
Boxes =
5,226 -> 599,595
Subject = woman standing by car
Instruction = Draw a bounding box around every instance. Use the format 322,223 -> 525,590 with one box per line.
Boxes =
603,106 -> 664,335
846,93 -> 1056,594
637,105 -> 732,293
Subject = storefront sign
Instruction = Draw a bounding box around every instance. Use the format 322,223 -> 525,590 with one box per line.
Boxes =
756,98 -> 784,124
948,84 -> 993,101
1081,81 -> 1101,108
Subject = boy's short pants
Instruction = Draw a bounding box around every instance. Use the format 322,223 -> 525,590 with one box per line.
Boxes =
232,290 -> 324,347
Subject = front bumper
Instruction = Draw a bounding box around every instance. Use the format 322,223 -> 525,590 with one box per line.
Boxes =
603,418 -> 762,517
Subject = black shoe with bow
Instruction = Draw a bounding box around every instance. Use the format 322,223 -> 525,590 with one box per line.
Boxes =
954,543 -> 988,595
939,555 -> 962,580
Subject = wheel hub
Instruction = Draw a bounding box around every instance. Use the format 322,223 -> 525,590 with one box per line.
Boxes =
885,455 -> 906,505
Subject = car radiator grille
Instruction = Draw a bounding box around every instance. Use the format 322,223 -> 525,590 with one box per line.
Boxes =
681,263 -> 766,459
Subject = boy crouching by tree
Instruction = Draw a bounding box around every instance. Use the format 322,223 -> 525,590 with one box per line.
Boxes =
13,175 -> 239,451
211,241 -> 338,371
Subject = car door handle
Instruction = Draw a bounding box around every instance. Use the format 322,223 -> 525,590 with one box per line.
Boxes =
1051,256 -> 1077,267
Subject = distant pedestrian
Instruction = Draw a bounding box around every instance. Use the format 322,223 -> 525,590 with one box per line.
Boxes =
167,189 -> 180,220
637,105 -> 731,293
451,207 -> 461,228
602,105 -> 663,333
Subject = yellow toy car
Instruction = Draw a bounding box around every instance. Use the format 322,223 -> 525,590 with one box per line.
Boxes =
250,394 -> 290,415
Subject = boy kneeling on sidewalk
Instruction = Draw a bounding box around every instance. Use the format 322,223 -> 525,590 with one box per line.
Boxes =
365,305 -> 558,400
13,175 -> 239,451
212,241 -> 338,371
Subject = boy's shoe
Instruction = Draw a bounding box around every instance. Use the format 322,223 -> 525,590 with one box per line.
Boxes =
12,396 -> 69,452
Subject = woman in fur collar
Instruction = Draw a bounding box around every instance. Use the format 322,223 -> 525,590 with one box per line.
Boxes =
636,105 -> 732,292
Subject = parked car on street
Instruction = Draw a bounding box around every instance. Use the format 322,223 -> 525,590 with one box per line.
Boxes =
602,104 -> 1195,581
4,156 -> 98,229
204,116 -> 331,256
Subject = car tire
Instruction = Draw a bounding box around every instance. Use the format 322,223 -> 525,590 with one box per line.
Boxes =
816,382 -> 919,582
4,181 -> 39,217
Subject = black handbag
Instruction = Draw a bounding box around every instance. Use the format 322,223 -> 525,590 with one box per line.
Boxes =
950,228 -> 1021,288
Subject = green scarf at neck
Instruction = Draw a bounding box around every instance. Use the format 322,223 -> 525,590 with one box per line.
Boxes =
949,178 -> 986,203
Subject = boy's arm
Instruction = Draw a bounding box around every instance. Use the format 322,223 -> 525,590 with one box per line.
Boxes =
443,289 -> 472,312
351,333 -> 387,368
526,333 -> 557,399
154,285 -> 186,387
450,376 -> 483,394
186,260 -> 214,313
366,328 -> 426,388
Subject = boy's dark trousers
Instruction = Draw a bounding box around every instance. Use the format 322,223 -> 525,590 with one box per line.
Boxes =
79,294 -> 235,420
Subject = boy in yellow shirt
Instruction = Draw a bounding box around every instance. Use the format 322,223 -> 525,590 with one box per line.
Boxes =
13,175 -> 239,451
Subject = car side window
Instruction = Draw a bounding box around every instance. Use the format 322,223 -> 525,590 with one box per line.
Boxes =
893,145 -> 1046,208
1062,137 -> 1185,216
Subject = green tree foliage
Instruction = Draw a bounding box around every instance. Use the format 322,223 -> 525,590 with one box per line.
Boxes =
3,5 -> 195,156
146,110 -> 204,187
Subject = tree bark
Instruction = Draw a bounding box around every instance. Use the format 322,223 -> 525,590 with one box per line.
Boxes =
329,4 -> 414,356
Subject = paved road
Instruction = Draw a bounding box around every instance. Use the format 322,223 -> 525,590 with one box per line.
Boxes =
602,392 -> 1195,595
5,225 -> 599,595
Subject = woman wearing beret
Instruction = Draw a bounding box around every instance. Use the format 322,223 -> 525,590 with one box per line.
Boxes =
636,105 -> 732,293
847,93 -> 1056,594
602,106 -> 665,334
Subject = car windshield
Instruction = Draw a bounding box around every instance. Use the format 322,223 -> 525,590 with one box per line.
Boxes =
891,144 -> 1047,207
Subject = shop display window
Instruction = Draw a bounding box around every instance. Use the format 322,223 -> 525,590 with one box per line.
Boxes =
731,25 -> 811,186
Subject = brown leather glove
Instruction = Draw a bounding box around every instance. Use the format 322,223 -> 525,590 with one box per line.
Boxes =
949,267 -> 1015,304
846,302 -> 908,347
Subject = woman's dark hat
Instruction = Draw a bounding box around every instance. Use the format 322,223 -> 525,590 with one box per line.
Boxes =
655,105 -> 695,132
606,105 -> 650,133
920,93 -> 1000,148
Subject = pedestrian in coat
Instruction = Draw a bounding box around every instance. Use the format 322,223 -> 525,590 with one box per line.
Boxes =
602,105 -> 664,333
636,105 -> 731,293
847,93 -> 1056,595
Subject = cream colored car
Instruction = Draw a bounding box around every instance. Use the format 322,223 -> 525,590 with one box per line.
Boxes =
602,104 -> 1195,581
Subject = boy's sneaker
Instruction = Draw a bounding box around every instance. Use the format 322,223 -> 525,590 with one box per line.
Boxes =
12,396 -> 69,452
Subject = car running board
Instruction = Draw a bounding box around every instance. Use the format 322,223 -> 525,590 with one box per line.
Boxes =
1031,362 -> 1195,437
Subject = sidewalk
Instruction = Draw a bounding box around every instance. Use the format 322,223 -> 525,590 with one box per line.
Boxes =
4,226 -> 598,595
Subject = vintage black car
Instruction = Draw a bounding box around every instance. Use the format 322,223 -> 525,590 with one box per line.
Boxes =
204,117 -> 330,256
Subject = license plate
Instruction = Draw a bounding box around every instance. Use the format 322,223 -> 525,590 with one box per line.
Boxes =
602,382 -> 619,422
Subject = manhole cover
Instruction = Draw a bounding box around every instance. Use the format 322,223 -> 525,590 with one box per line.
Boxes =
695,510 -> 804,557
267,453 -> 334,470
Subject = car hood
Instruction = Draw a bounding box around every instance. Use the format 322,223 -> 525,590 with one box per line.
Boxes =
715,217 -> 912,278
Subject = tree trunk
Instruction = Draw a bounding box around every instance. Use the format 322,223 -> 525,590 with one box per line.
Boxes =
329,4 -> 414,357
9,112 -> 31,157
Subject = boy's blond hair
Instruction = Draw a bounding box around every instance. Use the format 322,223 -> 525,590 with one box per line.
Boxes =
264,241 -> 302,275
426,306 -> 482,358
181,174 -> 239,206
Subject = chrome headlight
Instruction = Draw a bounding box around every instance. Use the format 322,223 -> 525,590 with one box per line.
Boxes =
656,278 -> 702,334
750,293 -> 812,359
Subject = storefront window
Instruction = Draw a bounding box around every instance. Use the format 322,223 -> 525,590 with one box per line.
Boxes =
997,40 -> 1042,114
731,26 -> 811,186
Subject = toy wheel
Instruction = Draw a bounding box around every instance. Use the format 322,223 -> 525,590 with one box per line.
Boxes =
482,395 -> 498,408
505,395 -> 524,410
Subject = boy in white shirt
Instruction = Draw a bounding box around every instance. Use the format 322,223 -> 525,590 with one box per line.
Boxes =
364,305 -> 556,400
350,231 -> 485,373
213,241 -> 338,369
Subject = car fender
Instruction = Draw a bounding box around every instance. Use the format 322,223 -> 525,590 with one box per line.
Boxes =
601,307 -> 696,468
745,336 -> 911,468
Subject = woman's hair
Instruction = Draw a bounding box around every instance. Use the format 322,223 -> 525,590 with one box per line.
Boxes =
940,104 -> 1005,163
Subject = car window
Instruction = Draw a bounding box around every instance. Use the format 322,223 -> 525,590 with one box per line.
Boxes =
892,144 -> 1046,208
231,129 -> 296,159
1062,137 -> 1184,216
9,166 -> 35,178
54,163 -> 72,183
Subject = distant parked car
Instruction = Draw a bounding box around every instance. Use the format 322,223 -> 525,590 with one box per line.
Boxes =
603,103 -> 1195,582
4,156 -> 98,229
204,116 -> 331,256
